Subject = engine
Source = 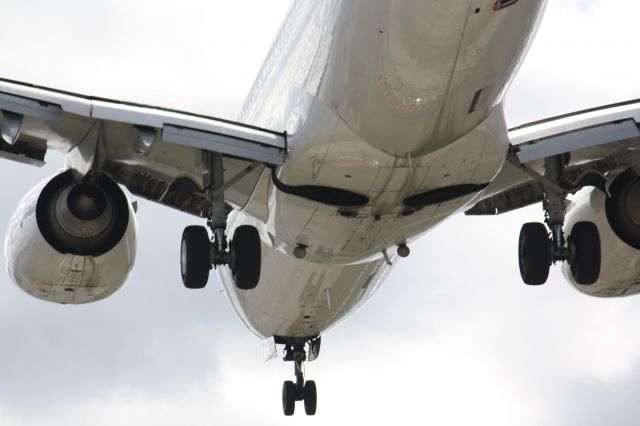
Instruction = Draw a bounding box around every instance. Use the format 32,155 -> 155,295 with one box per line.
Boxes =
563,171 -> 640,297
4,170 -> 137,304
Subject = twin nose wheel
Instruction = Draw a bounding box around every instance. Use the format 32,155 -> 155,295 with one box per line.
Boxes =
282,379 -> 316,416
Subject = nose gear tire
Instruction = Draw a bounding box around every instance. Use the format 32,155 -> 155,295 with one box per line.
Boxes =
282,380 -> 296,416
303,380 -> 317,415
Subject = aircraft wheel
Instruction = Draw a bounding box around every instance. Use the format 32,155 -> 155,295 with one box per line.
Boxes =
303,380 -> 317,416
180,226 -> 210,289
569,221 -> 601,285
282,380 -> 296,416
518,222 -> 551,285
230,225 -> 261,290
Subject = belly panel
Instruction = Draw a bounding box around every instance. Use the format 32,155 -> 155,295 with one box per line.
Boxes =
218,212 -> 392,339
322,0 -> 546,156
268,104 -> 509,264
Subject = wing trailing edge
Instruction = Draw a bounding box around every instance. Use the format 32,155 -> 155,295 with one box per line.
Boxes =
467,99 -> 640,215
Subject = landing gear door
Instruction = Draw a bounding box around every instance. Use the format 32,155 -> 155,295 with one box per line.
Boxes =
262,336 -> 278,362
307,337 -> 321,362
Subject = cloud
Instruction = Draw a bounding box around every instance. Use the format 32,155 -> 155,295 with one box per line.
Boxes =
507,0 -> 640,126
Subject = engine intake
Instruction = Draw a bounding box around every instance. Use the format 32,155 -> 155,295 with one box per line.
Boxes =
563,171 -> 640,297
605,170 -> 640,250
36,170 -> 129,256
5,170 -> 137,304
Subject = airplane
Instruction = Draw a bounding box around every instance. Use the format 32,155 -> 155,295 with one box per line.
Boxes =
2,0 -> 640,417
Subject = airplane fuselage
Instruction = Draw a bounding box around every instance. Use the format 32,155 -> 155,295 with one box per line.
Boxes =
218,0 -> 547,339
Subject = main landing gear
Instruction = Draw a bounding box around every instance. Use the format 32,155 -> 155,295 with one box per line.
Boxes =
518,155 -> 601,285
180,151 -> 261,290
281,338 -> 320,416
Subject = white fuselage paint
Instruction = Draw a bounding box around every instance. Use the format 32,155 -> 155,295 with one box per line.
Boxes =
218,0 -> 547,339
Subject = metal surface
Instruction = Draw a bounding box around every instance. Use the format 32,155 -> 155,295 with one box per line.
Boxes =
562,188 -> 640,297
0,1 -> 554,338
262,337 -> 278,362
0,139 -> 46,166
5,174 -> 137,304
162,124 -> 285,166
0,91 -> 62,122
134,126 -> 156,155
66,121 -> 102,177
204,151 -> 228,257
218,0 -> 547,338
0,110 -> 23,145
208,161 -> 262,199
515,119 -> 640,163
509,98 -> 640,145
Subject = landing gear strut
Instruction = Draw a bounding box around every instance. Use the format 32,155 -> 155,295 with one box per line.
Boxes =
518,154 -> 601,285
281,339 -> 319,416
180,151 -> 261,290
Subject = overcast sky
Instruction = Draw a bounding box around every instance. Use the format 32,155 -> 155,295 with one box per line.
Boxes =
0,1 -> 640,425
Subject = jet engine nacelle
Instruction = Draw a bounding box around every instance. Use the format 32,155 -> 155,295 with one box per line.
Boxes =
563,171 -> 640,297
4,170 -> 137,304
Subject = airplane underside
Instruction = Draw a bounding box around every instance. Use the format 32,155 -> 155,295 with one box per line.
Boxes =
211,0 -> 548,415
2,0 -> 549,417
8,0 -> 640,418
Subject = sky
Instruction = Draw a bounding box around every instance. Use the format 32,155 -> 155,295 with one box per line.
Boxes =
0,1 -> 640,425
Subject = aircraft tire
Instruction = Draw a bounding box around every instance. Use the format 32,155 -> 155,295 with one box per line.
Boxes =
569,221 -> 601,285
231,225 -> 261,290
518,222 -> 551,285
181,226 -> 210,289
282,380 -> 296,416
303,380 -> 317,416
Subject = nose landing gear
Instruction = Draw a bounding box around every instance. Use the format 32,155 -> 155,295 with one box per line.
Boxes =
280,338 -> 320,416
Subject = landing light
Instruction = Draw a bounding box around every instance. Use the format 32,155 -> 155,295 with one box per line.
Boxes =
397,243 -> 410,258
294,244 -> 307,259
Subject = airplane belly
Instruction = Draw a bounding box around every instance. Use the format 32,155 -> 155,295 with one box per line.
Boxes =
225,0 -> 546,340
323,0 -> 546,157
270,104 -> 509,264
221,107 -> 509,339
218,213 -> 393,338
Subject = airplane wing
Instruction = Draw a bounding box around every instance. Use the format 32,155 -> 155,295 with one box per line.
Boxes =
466,99 -> 640,215
0,77 -> 287,217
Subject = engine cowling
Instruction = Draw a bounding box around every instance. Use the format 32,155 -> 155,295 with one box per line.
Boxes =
563,171 -> 640,297
4,170 -> 137,304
